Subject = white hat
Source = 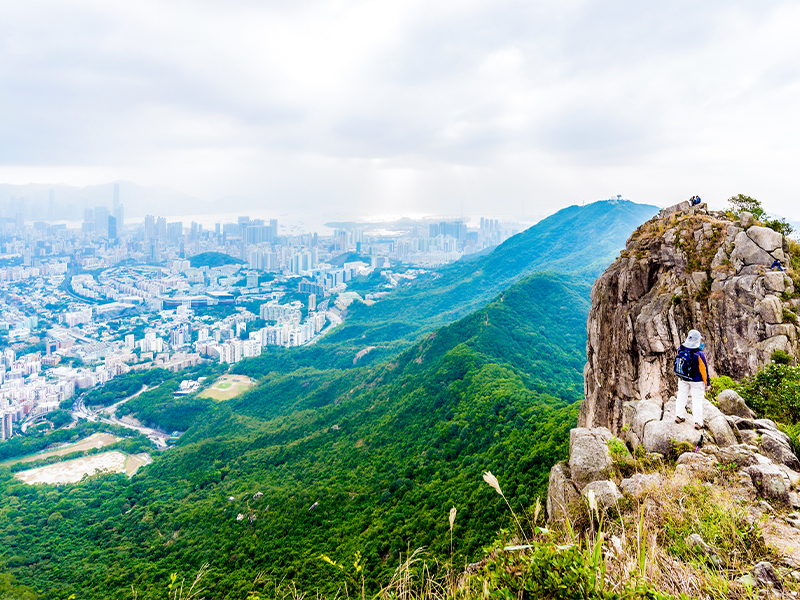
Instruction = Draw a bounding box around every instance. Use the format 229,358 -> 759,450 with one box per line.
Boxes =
684,329 -> 702,349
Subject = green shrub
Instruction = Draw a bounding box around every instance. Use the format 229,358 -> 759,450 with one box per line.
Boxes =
727,194 -> 766,221
739,363 -> 800,423
783,309 -> 798,326
709,376 -> 739,399
771,349 -> 794,365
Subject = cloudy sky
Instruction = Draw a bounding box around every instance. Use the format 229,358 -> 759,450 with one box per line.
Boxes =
1,0 -> 799,220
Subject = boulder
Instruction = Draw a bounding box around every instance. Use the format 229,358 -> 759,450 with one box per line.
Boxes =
706,444 -> 758,468
717,389 -> 756,419
751,561 -> 783,590
708,415 -> 737,447
740,211 -> 755,228
756,296 -> 784,325
760,433 -> 800,471
581,480 -> 622,509
746,464 -> 791,504
739,430 -> 759,446
620,473 -> 663,498
731,231 -> 774,269
546,461 -> 580,523
568,428 -> 614,489
755,418 -> 781,432
675,452 -> 717,481
746,226 -> 784,253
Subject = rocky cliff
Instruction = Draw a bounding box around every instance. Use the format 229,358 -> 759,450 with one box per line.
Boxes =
579,201 -> 800,438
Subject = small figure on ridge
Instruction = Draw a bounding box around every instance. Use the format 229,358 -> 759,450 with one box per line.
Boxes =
690,195 -> 702,206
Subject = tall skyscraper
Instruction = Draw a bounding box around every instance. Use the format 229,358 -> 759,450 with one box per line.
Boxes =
108,215 -> 117,240
94,206 -> 110,235
112,183 -> 123,231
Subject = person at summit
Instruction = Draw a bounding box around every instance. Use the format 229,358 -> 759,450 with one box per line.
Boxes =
674,329 -> 710,430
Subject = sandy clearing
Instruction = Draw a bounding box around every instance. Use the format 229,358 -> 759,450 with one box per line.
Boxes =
0,432 -> 122,468
15,451 -> 128,484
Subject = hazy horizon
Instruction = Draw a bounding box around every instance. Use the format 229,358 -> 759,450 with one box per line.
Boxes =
3,2 -> 800,221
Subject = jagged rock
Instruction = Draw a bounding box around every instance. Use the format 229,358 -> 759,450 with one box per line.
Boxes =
747,226 -> 784,253
619,473 -> 663,498
581,480 -> 622,509
790,493 -> 800,509
642,418 -> 701,455
546,461 -> 580,523
717,389 -> 756,419
568,427 -> 614,490
579,206 -> 799,436
746,464 -> 790,504
751,561 -> 783,590
779,466 -> 800,488
760,433 -> 800,471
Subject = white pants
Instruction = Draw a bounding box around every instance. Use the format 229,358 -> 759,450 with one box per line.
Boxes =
676,380 -> 705,426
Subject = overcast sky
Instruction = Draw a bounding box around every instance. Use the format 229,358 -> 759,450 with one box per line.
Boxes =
1,0 -> 799,220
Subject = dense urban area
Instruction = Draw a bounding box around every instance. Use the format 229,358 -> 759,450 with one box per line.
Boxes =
0,184 -> 520,447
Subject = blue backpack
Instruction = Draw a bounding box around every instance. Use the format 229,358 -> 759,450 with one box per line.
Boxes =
674,347 -> 697,381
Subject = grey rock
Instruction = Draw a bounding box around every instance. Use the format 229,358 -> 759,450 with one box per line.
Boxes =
717,389 -> 756,419
675,452 -> 717,480
546,461 -> 581,524
568,428 -> 614,490
581,480 -> 622,509
740,430 -> 759,446
746,226 -> 784,253
619,473 -> 663,498
732,231 -> 775,269
751,561 -> 782,590
740,211 -> 755,228
760,433 -> 800,471
685,533 -> 714,556
758,500 -> 775,513
790,492 -> 800,509
746,464 -> 790,504
762,271 -> 788,294
755,418 -> 780,432
642,418 -> 703,455
757,296 -> 784,325
708,415 -> 737,447
707,444 -> 758,468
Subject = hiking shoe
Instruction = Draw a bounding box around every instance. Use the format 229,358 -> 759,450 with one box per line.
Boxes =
675,416 -> 685,424
694,422 -> 704,430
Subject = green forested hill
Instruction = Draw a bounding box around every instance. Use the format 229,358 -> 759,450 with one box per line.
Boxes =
234,200 -> 658,374
0,273 -> 588,599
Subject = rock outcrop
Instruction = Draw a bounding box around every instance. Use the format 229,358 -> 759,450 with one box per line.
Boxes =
547,201 -> 800,526
579,202 -> 799,434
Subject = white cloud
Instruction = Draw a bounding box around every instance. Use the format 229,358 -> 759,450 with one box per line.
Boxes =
1,0 -> 800,219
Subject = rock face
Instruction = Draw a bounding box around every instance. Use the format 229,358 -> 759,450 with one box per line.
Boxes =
580,204 -> 799,434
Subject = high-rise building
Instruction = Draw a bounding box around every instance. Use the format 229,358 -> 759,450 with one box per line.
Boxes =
144,215 -> 156,240
94,206 -> 110,235
156,217 -> 167,239
108,215 -> 117,240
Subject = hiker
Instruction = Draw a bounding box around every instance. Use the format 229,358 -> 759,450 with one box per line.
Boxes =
674,329 -> 710,430
771,259 -> 785,271
690,196 -> 702,206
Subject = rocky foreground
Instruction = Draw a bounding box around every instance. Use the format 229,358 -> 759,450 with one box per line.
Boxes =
548,201 -> 800,595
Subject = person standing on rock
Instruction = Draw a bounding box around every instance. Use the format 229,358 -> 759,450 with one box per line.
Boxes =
674,329 -> 710,430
